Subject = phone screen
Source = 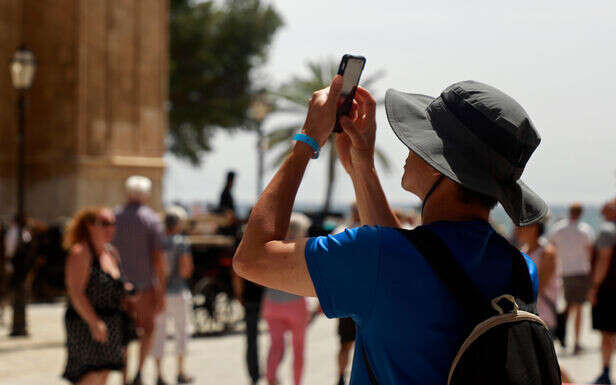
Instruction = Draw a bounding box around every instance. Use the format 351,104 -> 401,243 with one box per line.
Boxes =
340,58 -> 365,96
334,55 -> 366,133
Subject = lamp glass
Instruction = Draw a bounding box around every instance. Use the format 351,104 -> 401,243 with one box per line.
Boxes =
249,98 -> 271,122
10,49 -> 36,90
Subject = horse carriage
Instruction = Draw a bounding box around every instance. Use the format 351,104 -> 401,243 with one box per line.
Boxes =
185,213 -> 243,335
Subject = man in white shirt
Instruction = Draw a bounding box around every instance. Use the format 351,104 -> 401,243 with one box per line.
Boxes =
549,203 -> 595,354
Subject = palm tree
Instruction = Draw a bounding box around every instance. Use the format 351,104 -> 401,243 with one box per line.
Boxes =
267,59 -> 391,217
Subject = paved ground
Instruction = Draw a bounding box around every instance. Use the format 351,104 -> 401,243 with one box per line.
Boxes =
0,302 -> 610,385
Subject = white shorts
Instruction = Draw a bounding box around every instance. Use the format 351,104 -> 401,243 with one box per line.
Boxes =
151,290 -> 192,358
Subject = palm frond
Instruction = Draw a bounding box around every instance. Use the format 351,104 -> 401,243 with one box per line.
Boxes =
272,87 -> 311,108
360,69 -> 386,90
375,147 -> 392,173
265,123 -> 301,149
307,60 -> 325,84
310,58 -> 340,84
275,59 -> 338,109
323,60 -> 339,83
269,146 -> 293,169
270,103 -> 307,115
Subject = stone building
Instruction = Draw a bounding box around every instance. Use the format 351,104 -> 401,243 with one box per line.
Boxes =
0,0 -> 168,221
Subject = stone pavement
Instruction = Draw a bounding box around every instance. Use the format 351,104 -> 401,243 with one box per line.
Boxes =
0,302 -> 610,385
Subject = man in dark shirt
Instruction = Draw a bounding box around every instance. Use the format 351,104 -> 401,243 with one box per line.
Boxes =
219,171 -> 236,214
113,176 -> 167,385
232,274 -> 264,385
589,200 -> 616,384
232,205 -> 264,385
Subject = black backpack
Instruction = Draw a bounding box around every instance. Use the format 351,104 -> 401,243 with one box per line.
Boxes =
362,227 -> 561,385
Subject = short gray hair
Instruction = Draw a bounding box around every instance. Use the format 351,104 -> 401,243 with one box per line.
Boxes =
125,175 -> 152,202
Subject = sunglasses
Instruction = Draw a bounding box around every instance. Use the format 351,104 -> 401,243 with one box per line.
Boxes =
96,219 -> 116,228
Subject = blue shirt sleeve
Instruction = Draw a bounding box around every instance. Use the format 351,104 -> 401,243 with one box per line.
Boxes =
305,226 -> 381,321
522,253 -> 539,300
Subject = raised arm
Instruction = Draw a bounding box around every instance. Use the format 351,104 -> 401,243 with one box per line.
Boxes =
233,76 -> 343,296
538,244 -> 557,294
588,246 -> 613,304
336,87 -> 400,227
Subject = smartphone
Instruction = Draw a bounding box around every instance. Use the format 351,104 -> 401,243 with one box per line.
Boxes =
333,54 -> 366,133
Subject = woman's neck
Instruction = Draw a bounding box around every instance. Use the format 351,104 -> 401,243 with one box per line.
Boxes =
89,240 -> 105,256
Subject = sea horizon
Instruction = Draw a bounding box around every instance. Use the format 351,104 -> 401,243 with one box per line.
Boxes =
168,199 -> 606,234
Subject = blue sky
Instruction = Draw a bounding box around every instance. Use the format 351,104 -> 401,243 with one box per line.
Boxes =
165,0 -> 616,208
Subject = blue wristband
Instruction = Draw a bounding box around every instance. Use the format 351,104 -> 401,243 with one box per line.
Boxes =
293,133 -> 320,159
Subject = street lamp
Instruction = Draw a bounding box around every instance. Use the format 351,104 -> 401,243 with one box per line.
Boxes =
9,46 -> 36,337
10,47 -> 36,90
248,92 -> 271,198
10,46 -> 36,227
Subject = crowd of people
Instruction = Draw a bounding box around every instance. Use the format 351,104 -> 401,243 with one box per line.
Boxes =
1,180 -> 614,385
514,202 -> 616,384
59,176 -> 195,385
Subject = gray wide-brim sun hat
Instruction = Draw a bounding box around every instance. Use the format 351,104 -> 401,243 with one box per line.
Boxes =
385,80 -> 548,226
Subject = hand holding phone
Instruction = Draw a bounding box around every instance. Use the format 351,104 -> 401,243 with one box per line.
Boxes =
333,54 -> 366,133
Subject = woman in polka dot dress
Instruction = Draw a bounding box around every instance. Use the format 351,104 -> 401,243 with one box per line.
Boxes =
62,207 -> 137,384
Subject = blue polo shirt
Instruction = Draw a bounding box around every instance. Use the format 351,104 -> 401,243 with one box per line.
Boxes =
305,220 -> 538,385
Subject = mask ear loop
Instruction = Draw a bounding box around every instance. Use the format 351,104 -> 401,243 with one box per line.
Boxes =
421,175 -> 446,216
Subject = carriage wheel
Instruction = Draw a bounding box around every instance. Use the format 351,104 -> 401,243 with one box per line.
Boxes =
192,278 -> 243,334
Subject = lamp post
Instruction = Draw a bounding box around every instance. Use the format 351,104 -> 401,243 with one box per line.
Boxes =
248,93 -> 271,198
9,46 -> 36,337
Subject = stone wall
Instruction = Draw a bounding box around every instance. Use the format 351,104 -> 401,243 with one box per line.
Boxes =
0,0 -> 168,222
0,0 -> 23,220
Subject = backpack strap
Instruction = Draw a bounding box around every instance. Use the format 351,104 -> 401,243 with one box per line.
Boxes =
362,345 -> 380,385
396,227 -> 495,323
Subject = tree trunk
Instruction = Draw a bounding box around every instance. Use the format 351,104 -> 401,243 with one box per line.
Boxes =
322,140 -> 337,217
256,123 -> 265,198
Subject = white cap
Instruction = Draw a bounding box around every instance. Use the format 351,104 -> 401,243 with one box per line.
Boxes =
166,205 -> 188,221
288,212 -> 312,238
